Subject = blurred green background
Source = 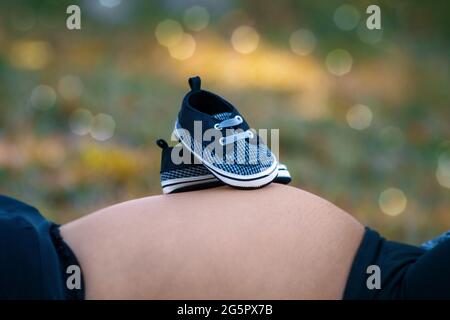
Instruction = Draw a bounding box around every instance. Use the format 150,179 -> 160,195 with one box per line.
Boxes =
0,0 -> 449,243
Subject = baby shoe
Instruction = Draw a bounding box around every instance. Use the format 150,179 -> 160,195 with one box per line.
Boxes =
173,76 -> 278,188
157,139 -> 290,194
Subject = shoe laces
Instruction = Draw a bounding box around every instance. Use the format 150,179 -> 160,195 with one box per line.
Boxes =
213,115 -> 254,145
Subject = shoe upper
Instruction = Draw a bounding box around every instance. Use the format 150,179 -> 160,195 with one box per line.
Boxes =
157,138 -> 212,182
174,76 -> 278,181
157,139 -> 222,194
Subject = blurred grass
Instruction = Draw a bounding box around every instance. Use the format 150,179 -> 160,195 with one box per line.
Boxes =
0,0 -> 449,244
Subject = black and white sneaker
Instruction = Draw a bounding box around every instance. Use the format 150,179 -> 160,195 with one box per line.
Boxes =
173,76 -> 278,189
157,139 -> 291,194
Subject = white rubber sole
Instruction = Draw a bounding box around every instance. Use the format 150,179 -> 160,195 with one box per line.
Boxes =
161,164 -> 290,194
276,164 -> 291,179
162,177 -> 218,194
277,171 -> 290,179
173,121 -> 278,188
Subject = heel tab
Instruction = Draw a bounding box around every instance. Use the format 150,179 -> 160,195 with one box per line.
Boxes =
156,139 -> 169,150
188,76 -> 201,91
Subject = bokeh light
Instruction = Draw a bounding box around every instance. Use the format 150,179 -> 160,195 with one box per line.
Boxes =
379,188 -> 408,216
357,24 -> 383,45
155,19 -> 183,47
436,150 -> 450,189
289,29 -> 317,56
168,33 -> 196,60
346,104 -> 373,130
58,75 -> 84,101
183,6 -> 210,31
30,85 -> 56,110
99,0 -> 122,8
231,25 -> 260,54
9,40 -> 52,70
325,49 -> 353,76
333,4 -> 360,31
69,108 -> 93,136
90,113 -> 116,141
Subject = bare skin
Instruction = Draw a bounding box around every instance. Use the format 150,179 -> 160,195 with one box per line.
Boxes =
60,184 -> 364,299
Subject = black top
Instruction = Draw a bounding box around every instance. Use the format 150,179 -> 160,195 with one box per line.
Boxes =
0,194 -> 84,300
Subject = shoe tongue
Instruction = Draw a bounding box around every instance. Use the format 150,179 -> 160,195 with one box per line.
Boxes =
212,112 -> 233,121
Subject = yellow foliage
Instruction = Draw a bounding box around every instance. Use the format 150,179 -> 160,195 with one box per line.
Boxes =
80,145 -> 148,181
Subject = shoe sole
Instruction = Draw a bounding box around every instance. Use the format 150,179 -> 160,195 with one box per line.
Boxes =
173,121 -> 279,188
162,176 -> 222,194
162,164 -> 291,194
